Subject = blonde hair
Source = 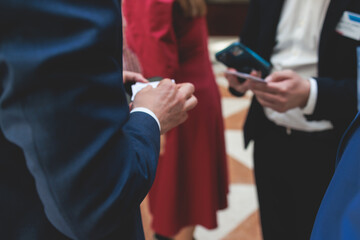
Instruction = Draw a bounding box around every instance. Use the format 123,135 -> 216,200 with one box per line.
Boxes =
177,0 -> 207,18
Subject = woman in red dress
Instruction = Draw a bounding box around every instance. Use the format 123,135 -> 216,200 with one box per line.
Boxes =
123,0 -> 228,239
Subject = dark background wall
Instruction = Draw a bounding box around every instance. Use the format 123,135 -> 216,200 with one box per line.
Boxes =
206,0 -> 249,36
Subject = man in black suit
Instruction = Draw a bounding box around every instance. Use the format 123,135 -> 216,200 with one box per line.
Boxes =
226,0 -> 360,239
0,0 -> 197,239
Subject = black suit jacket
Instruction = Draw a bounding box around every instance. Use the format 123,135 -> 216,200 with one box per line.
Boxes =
241,0 -> 360,146
0,0 -> 160,239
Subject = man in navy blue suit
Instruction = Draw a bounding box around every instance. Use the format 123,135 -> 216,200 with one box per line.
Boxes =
0,0 -> 197,239
225,0 -> 360,239
311,111 -> 360,239
311,47 -> 360,239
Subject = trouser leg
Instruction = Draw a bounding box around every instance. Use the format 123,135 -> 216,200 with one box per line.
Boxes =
253,128 -> 336,240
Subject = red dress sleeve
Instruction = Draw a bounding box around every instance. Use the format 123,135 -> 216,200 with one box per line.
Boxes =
123,0 -> 179,79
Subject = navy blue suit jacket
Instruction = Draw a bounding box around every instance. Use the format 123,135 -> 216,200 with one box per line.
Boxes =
0,0 -> 160,239
241,0 -> 360,147
311,112 -> 360,239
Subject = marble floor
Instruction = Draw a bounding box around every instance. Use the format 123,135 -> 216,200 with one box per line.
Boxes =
141,36 -> 263,240
193,37 -> 262,240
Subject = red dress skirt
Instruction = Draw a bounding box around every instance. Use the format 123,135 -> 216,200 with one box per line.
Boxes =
123,0 -> 229,236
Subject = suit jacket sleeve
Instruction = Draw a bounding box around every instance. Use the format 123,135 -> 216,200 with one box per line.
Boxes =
311,76 -> 357,128
310,114 -> 360,240
0,0 -> 160,239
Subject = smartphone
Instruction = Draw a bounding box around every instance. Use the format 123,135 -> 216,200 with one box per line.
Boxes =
215,42 -> 271,77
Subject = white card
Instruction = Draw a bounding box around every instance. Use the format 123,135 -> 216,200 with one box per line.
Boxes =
335,11 -> 360,41
224,70 -> 266,83
131,80 -> 175,101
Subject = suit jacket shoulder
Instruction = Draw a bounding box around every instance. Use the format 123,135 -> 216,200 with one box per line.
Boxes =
311,112 -> 360,240
0,0 -> 159,239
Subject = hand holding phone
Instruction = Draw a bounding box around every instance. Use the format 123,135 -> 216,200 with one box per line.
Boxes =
215,42 -> 271,77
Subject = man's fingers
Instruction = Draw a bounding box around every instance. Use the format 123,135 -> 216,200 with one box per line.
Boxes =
123,71 -> 148,83
177,83 -> 195,99
184,95 -> 198,111
158,78 -> 173,86
253,90 -> 278,105
250,80 -> 284,95
254,91 -> 280,109
249,81 -> 274,93
143,85 -> 153,91
265,70 -> 294,82
250,70 -> 262,77
225,72 -> 238,82
135,74 -> 148,83
256,97 -> 277,110
254,90 -> 288,112
136,85 -> 153,95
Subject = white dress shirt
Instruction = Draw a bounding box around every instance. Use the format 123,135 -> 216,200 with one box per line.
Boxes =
264,0 -> 333,132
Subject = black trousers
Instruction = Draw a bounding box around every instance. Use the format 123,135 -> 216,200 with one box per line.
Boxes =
253,124 -> 338,240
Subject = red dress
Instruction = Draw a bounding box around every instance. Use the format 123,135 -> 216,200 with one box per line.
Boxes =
123,0 -> 229,236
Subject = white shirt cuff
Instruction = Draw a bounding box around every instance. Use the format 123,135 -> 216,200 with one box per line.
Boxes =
130,107 -> 161,131
302,78 -> 317,115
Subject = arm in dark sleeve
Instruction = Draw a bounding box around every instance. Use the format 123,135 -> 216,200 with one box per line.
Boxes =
0,0 -> 159,239
311,76 -> 358,129
305,3 -> 360,131
310,35 -> 359,130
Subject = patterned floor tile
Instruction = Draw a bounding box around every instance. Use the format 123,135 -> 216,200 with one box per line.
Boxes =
222,210 -> 263,240
228,155 -> 255,185
225,130 -> 254,169
224,108 -> 249,130
194,184 -> 259,240
218,85 -> 236,99
221,98 -> 250,118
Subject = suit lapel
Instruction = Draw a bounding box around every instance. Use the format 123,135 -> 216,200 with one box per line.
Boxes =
319,0 -> 352,55
267,0 -> 285,26
257,0 -> 285,59
336,112 -> 360,166
269,0 -> 285,39
319,0 -> 354,165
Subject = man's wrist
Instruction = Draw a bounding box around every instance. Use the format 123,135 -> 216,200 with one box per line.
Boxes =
301,78 -> 317,115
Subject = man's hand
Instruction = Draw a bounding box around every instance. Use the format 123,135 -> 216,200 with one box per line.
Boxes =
224,68 -> 256,94
123,71 -> 148,84
249,70 -> 311,113
132,79 -> 198,134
